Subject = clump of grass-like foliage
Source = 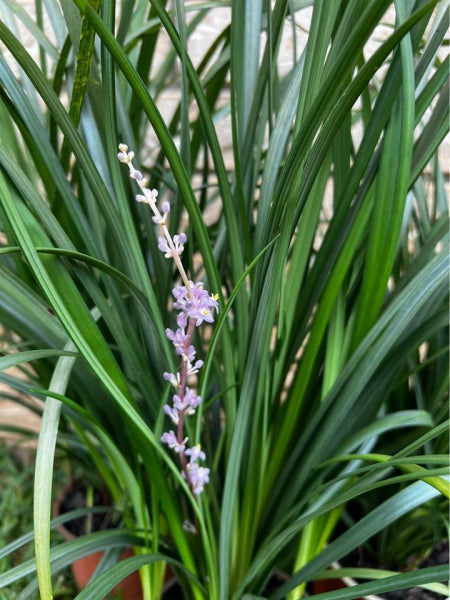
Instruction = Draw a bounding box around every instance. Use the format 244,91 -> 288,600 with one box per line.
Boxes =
0,1 -> 448,599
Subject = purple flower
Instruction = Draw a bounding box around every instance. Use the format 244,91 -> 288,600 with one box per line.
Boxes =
166,327 -> 189,354
117,144 -> 133,163
187,359 -> 203,376
163,371 -> 180,387
185,463 -> 210,495
158,236 -> 171,256
172,285 -> 189,311
172,282 -> 219,326
177,311 -> 188,329
185,445 -> 206,463
164,404 -> 180,424
174,233 -> 187,246
194,304 -> 217,326
152,200 -> 170,225
184,388 -> 201,410
171,234 -> 187,257
185,344 -> 196,361
161,431 -> 187,453
158,233 -> 187,258
130,168 -> 143,181
188,296 -> 218,325
173,285 -> 187,299
173,388 -> 201,414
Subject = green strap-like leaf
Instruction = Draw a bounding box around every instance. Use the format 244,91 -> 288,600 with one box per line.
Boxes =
269,477 -> 448,598
34,339 -> 78,600
74,553 -> 203,600
289,565 -> 449,600
0,349 -> 77,371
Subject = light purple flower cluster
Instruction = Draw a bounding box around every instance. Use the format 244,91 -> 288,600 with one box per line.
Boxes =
118,144 -> 218,496
173,282 -> 218,326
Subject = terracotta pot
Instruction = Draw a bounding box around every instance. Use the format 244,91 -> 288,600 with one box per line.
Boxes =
70,546 -> 142,599
54,480 -> 143,600
313,573 -> 349,595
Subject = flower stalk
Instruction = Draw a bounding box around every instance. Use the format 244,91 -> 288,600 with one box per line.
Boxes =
118,144 -> 217,495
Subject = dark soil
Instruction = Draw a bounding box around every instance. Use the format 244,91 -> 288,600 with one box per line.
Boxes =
162,581 -> 184,600
380,540 -> 449,600
57,479 -> 114,537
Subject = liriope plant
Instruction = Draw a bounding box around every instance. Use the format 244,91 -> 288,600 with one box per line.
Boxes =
0,0 -> 448,599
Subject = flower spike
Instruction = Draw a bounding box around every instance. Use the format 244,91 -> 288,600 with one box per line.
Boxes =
118,144 -> 218,497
